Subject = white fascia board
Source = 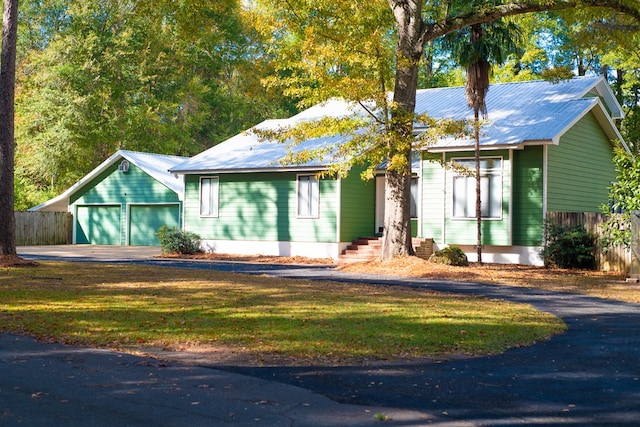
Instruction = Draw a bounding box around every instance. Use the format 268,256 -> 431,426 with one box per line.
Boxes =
551,100 -> 630,153
426,143 -> 527,153
589,76 -> 625,119
172,166 -> 331,175
29,151 -> 125,211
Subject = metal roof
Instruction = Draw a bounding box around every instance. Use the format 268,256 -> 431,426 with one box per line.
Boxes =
170,76 -> 626,174
415,76 -> 625,151
170,100 -> 366,174
29,150 -> 188,212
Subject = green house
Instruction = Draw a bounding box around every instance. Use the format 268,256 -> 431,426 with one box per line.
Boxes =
31,150 -> 187,246
419,76 -> 628,264
170,100 -> 379,259
171,76 -> 628,264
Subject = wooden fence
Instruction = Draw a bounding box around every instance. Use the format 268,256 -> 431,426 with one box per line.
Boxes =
15,211 -> 72,246
546,211 -> 630,273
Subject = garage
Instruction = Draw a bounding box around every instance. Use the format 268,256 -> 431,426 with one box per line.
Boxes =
75,205 -> 122,245
33,150 -> 187,247
129,204 -> 180,246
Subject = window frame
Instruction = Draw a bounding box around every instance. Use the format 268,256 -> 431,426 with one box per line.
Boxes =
296,174 -> 320,218
199,176 -> 220,218
451,157 -> 503,220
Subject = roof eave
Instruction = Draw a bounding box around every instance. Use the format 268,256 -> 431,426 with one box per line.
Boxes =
552,99 -> 630,153
29,151 -> 127,211
590,77 -> 625,120
171,166 -> 332,175
426,142 -> 529,153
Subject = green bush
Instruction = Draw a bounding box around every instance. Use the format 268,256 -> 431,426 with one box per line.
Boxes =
155,226 -> 202,255
428,246 -> 469,266
541,222 -> 597,269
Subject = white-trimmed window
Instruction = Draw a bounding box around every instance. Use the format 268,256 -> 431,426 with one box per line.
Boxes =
297,174 -> 319,218
199,177 -> 219,217
452,158 -> 502,219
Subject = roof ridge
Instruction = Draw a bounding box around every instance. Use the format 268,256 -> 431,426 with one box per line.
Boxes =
416,75 -> 601,92
119,149 -> 189,160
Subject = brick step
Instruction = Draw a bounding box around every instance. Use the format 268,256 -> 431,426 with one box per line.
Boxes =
342,248 -> 381,256
339,237 -> 434,263
339,236 -> 383,263
353,238 -> 382,246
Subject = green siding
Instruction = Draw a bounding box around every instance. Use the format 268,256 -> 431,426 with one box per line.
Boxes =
547,112 -> 617,212
421,151 -> 511,246
512,146 -> 544,246
421,156 -> 445,243
70,163 -> 181,245
339,168 -> 375,241
444,151 -> 511,246
184,172 -> 339,243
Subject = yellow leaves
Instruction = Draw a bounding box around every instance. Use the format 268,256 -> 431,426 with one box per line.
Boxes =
251,0 -> 395,106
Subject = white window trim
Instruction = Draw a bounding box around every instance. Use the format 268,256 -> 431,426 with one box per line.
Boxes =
451,156 -> 503,221
296,174 -> 320,219
199,176 -> 219,218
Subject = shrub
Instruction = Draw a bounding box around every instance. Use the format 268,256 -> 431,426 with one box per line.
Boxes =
155,226 -> 202,255
428,246 -> 469,266
541,222 -> 597,269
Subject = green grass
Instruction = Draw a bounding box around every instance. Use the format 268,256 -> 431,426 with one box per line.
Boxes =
0,262 -> 566,364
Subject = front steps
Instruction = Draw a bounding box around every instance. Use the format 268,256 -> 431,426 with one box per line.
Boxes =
339,237 -> 383,263
338,237 -> 434,263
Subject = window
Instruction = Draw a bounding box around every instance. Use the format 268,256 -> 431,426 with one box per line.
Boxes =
200,177 -> 219,217
452,158 -> 502,219
410,177 -> 419,219
297,175 -> 319,217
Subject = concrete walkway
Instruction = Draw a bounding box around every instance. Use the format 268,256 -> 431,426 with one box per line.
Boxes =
10,245 -> 640,425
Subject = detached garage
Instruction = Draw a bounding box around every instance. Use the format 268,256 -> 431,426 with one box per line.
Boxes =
31,150 -> 186,246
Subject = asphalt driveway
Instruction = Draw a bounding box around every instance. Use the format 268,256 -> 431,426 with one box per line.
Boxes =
9,245 -> 640,425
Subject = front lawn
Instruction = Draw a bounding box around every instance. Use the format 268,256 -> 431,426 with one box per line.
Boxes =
0,262 -> 565,365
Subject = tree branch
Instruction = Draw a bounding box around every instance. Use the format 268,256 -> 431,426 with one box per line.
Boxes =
421,0 -> 640,46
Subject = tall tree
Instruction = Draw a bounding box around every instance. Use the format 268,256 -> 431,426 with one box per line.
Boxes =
467,23 -> 489,265
443,19 -> 520,263
255,0 -> 640,260
13,0 -> 296,209
0,0 -> 18,258
384,0 -> 640,259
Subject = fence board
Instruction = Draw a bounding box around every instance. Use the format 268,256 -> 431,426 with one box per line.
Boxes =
546,211 -> 630,273
15,212 -> 72,245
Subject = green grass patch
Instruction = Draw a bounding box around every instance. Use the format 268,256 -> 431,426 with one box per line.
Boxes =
0,262 -> 566,364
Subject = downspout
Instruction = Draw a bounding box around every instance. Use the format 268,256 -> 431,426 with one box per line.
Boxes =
542,145 -> 549,244
336,176 -> 342,245
442,152 -> 447,245
508,149 -> 513,246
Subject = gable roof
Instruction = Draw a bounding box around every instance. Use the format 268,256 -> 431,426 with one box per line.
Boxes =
418,76 -> 626,152
170,76 -> 626,174
29,150 -> 188,212
170,99 -> 364,174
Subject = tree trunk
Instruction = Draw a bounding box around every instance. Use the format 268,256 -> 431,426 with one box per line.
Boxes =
382,0 -> 424,259
474,110 -> 482,265
0,0 -> 18,256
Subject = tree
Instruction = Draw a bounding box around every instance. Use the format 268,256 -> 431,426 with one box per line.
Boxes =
443,19 -> 520,263
602,145 -> 640,249
255,0 -> 640,260
385,0 -> 640,259
14,0 -> 297,209
0,0 -> 18,258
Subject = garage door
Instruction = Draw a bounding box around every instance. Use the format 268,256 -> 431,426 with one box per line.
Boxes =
129,204 -> 180,246
75,206 -> 121,245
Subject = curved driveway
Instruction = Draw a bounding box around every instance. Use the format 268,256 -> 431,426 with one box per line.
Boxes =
11,246 -> 640,425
